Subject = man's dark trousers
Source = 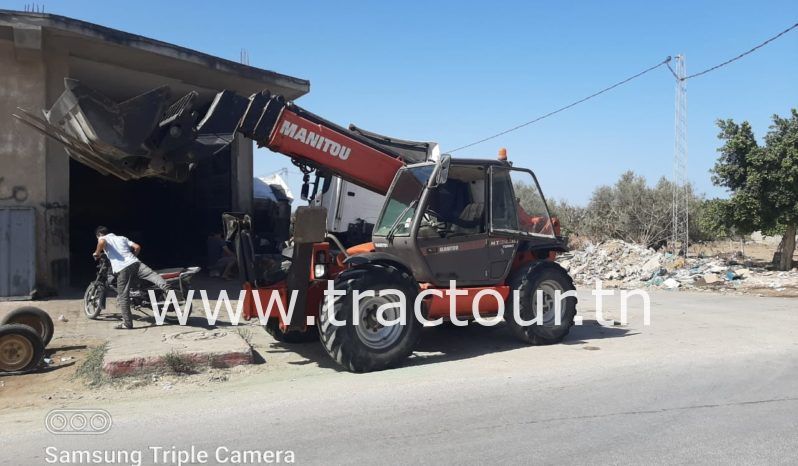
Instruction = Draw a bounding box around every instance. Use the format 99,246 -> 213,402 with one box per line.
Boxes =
116,262 -> 171,328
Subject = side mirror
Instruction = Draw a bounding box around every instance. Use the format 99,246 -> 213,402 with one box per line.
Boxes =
435,154 -> 451,186
321,173 -> 332,194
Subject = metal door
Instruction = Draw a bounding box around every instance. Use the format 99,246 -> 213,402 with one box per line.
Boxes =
0,207 -> 35,298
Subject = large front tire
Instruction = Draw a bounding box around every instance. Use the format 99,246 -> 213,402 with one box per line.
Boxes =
319,264 -> 421,372
505,262 -> 577,345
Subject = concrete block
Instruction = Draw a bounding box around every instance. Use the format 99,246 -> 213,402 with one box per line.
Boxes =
102,328 -> 253,377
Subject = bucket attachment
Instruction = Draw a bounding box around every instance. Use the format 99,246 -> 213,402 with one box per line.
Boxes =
13,79 -> 247,182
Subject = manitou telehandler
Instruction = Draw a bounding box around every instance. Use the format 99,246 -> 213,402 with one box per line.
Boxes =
16,80 -> 578,372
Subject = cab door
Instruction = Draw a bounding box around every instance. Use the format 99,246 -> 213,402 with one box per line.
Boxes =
415,165 -> 493,287
486,166 -> 520,280
487,166 -> 558,281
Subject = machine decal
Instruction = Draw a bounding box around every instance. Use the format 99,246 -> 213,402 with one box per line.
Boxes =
269,110 -> 403,194
279,120 -> 352,160
489,238 -> 517,247
422,239 -> 488,256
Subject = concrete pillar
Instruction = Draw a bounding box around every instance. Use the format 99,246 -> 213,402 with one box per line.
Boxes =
0,30 -> 71,294
42,33 -> 70,290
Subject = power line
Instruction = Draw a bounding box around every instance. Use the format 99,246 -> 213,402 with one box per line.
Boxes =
451,20 -> 797,153
680,21 -> 798,81
449,56 -> 673,152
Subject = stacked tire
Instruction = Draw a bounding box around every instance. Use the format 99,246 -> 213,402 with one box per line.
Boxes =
0,307 -> 53,374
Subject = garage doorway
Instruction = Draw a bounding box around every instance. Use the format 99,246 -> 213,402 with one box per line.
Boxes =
68,148 -> 232,286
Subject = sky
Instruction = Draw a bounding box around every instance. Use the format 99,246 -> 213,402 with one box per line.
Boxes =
9,0 -> 798,205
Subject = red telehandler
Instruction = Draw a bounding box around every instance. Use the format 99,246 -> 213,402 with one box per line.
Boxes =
16,80 -> 577,372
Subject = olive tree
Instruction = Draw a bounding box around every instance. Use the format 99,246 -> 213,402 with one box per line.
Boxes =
711,109 -> 798,271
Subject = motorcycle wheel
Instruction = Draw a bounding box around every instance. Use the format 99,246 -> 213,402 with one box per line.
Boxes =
84,281 -> 106,320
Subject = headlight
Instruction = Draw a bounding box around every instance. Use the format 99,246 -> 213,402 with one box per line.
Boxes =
314,264 -> 327,279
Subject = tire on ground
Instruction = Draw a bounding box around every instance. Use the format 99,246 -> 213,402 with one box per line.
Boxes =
505,261 -> 577,345
0,323 -> 46,372
319,263 -> 421,372
265,318 -> 319,343
1,306 -> 54,347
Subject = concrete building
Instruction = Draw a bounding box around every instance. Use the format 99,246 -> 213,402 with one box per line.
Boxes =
0,10 -> 309,297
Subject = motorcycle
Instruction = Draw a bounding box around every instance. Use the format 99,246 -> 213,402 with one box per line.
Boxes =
84,254 -> 200,323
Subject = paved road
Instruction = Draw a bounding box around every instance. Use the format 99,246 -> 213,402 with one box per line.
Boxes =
3,290 -> 797,465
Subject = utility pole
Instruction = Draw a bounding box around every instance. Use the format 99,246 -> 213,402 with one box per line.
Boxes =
672,55 -> 689,256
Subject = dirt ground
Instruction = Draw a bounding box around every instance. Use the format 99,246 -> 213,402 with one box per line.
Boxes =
4,287 -> 630,415
691,240 -> 798,297
0,336 -> 103,411
0,276 -> 301,412
0,294 -> 317,413
690,239 -> 791,264
4,290 -> 797,465
2,259 -> 796,414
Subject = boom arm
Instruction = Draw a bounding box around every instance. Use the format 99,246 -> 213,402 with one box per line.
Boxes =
235,92 -> 405,195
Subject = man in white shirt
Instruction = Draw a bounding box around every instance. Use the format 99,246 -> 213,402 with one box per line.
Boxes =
92,226 -> 170,329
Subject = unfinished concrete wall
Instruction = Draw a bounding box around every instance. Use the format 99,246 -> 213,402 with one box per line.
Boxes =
0,34 -> 48,292
0,14 -> 282,293
0,28 -> 71,293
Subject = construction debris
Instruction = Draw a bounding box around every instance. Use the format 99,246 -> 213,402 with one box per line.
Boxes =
558,239 -> 798,293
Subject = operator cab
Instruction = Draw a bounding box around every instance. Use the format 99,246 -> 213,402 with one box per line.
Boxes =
371,154 -> 566,287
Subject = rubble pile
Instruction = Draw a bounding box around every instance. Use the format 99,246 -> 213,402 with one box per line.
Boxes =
557,239 -> 798,293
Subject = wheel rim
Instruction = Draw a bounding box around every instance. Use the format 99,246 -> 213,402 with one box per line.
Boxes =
534,279 -> 566,327
354,294 -> 403,350
0,334 -> 35,371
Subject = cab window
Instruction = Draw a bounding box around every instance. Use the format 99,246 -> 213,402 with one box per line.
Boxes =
418,165 -> 486,238
491,167 -> 554,238
374,165 -> 433,237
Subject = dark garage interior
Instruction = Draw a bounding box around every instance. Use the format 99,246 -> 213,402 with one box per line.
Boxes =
68,149 -> 233,286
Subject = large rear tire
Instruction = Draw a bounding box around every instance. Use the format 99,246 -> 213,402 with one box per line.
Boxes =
319,264 -> 421,372
1,306 -> 54,347
0,324 -> 45,373
505,261 -> 577,345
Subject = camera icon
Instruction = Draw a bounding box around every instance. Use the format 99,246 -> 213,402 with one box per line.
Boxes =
45,409 -> 112,435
